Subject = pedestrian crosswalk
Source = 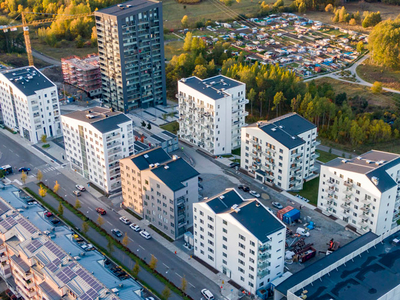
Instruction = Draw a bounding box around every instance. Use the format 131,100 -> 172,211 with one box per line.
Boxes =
41,166 -> 62,173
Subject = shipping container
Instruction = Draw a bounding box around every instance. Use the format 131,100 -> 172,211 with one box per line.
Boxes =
277,206 -> 294,220
282,208 -> 301,224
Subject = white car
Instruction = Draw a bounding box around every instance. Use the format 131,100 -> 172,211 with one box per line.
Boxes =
129,223 -> 141,232
119,216 -> 131,225
75,184 -> 86,192
201,289 -> 214,300
139,230 -> 151,239
249,190 -> 261,198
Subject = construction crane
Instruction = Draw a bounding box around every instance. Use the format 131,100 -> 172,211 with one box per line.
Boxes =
1,12 -> 94,66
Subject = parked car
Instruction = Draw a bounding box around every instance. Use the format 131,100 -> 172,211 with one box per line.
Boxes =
119,216 -> 131,225
51,219 -> 60,225
139,230 -> 151,239
18,167 -> 30,172
96,207 -> 106,215
75,185 -> 86,192
72,190 -> 81,197
44,212 -> 53,218
272,202 -> 283,209
201,289 -> 214,300
238,185 -> 250,192
229,162 -> 240,168
111,229 -> 123,237
145,297 -> 155,300
249,190 -> 261,198
129,223 -> 141,232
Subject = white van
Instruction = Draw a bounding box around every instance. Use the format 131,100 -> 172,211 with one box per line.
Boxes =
201,289 -> 214,300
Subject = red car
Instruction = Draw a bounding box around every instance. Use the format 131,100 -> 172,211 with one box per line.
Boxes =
44,212 -> 53,218
96,208 -> 106,215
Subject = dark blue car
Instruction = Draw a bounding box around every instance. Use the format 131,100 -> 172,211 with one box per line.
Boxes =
18,167 -> 31,172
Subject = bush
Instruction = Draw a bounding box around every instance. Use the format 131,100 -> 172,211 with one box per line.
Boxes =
371,81 -> 383,94
42,144 -> 50,148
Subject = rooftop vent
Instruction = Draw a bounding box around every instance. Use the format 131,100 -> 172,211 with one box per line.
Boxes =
257,122 -> 263,127
371,176 -> 379,185
255,202 -> 260,207
172,155 -> 179,160
231,204 -> 241,213
204,197 -> 209,200
341,159 -> 348,163
220,195 -> 225,200
86,114 -> 95,119
271,128 -> 276,132
155,163 -> 160,167
356,156 -> 362,160
164,165 -> 169,170
365,160 -> 374,164
279,125 -> 284,129
181,78 -> 186,83
144,154 -> 149,158
291,136 -> 296,140
86,110 -> 92,113
149,164 -> 154,168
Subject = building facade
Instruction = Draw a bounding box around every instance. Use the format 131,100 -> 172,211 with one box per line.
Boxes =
61,106 -> 134,194
94,0 -> 166,112
177,75 -> 248,155
193,189 -> 286,294
240,113 -> 319,191
120,147 -> 199,240
0,184 -> 144,300
318,150 -> 400,235
0,66 -> 61,143
61,54 -> 102,97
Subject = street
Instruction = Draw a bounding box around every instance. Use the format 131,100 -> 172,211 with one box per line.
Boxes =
0,131 -> 226,300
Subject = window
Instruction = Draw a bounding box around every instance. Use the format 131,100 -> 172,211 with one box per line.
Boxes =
223,236 -> 227,241
223,244 -> 227,250
208,216 -> 214,222
239,234 -> 246,241
238,259 -> 245,265
250,241 -> 255,247
208,247 -> 214,253
223,228 -> 228,233
208,255 -> 214,261
238,267 -> 245,273
239,242 -> 245,249
223,260 -> 227,265
223,252 -> 227,258
238,251 -> 245,257
249,249 -> 255,255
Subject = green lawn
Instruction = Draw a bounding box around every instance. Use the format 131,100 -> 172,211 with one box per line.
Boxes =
164,40 -> 185,60
316,150 -> 339,163
160,121 -> 179,134
294,177 -> 320,207
232,148 -> 241,156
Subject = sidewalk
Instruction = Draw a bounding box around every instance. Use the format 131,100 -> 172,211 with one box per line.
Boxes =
316,145 -> 354,159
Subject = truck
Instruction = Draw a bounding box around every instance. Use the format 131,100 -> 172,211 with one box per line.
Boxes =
298,246 -> 316,263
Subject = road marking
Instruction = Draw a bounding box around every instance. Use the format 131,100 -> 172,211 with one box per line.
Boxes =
163,263 -> 169,268
107,221 -> 113,225
129,237 -> 134,242
139,245 -> 145,250
189,282 -> 195,288
88,207 -> 94,211
15,154 -> 19,157
175,272 -> 182,278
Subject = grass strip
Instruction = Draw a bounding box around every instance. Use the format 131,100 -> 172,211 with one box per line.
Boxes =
24,185 -> 192,300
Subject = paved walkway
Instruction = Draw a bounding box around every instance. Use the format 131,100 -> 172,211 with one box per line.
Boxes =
32,49 -> 61,66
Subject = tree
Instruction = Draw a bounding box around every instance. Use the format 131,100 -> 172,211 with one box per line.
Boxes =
122,232 -> 129,247
181,276 -> 188,293
97,215 -> 105,226
75,198 -> 82,209
53,181 -> 60,194
147,123 -> 152,130
192,65 -> 208,79
90,26 -> 97,46
149,254 -> 158,270
36,170 -> 43,181
183,32 -> 192,51
132,261 -> 140,277
0,169 -> 5,178
338,7 -> 347,23
273,0 -> 284,8
82,221 -> 89,234
58,201 -> 64,216
38,185 -> 47,197
161,286 -> 171,300
371,81 -> 383,94
181,15 -> 188,28
21,170 -> 27,184
273,92 -> 285,117
368,18 -> 400,69
75,35 -> 84,48
41,134 -> 47,143
356,41 -> 364,53
362,11 -> 381,28
248,88 -> 257,116
298,2 -> 306,13
349,18 -> 357,26
107,237 -> 114,254
325,4 -> 333,12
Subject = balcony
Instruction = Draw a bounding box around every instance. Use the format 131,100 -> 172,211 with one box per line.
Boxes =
361,214 -> 369,222
106,133 -> 121,142
257,268 -> 270,278
258,261 -> 270,269
311,152 -> 320,160
312,139 -> 321,147
360,206 -> 370,213
344,181 -> 353,188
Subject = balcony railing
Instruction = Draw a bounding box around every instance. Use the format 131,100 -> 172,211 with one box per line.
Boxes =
344,181 -> 353,188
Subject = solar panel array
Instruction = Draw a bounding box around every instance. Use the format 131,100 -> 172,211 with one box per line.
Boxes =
26,239 -> 43,253
44,241 -> 66,260
17,218 -> 37,234
76,268 -> 103,293
56,266 -> 76,284
0,202 -> 9,215
80,288 -> 98,300
0,216 -> 17,231
46,258 -> 61,273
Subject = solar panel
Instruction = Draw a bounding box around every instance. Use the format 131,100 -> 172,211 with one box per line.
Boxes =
76,268 -> 103,293
26,239 -> 43,253
0,217 -> 17,231
0,202 -> 9,215
17,218 -> 37,234
44,241 -> 66,260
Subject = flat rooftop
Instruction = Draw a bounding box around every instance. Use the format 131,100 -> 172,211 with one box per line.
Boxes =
62,55 -> 100,71
95,0 -> 160,17
0,184 -> 143,300
2,66 -> 55,97
180,75 -> 244,100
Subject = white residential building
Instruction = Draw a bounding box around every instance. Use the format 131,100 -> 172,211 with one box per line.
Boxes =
61,106 -> 134,194
0,66 -> 61,143
193,189 -> 286,294
318,150 -> 400,235
120,147 -> 199,240
177,75 -> 249,155
240,113 -> 319,191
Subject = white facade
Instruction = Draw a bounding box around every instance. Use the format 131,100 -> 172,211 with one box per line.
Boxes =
241,113 -> 319,191
0,67 -> 61,143
193,189 -> 286,294
318,150 -> 400,235
61,107 -> 134,194
120,147 -> 199,240
177,75 -> 249,155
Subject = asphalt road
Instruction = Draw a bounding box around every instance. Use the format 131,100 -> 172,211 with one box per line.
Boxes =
0,131 -> 224,300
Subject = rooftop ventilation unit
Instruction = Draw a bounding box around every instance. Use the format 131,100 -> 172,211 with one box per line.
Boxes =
149,164 -> 154,168
279,125 -> 284,128
144,154 -> 149,158
220,195 -> 225,200
356,156 -> 362,160
291,136 -> 296,140
365,160 -> 374,164
231,204 -> 241,213
86,114 -> 95,119
172,155 -> 179,160
164,165 -> 169,169
271,128 -> 276,131
371,176 -> 379,185
155,163 -> 160,167
341,159 -> 348,163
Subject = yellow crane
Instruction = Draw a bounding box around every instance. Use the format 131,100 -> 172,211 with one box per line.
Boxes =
2,12 -> 94,66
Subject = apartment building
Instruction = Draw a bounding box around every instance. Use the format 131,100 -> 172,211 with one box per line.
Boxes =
0,66 -> 61,143
240,113 -> 319,191
193,189 -> 286,295
120,147 -> 199,240
177,75 -> 249,155
61,106 -> 134,194
0,184 -> 144,300
61,54 -> 102,97
318,150 -> 400,235
94,0 -> 166,112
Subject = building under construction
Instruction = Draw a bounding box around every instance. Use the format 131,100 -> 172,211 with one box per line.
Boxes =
61,54 -> 102,97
